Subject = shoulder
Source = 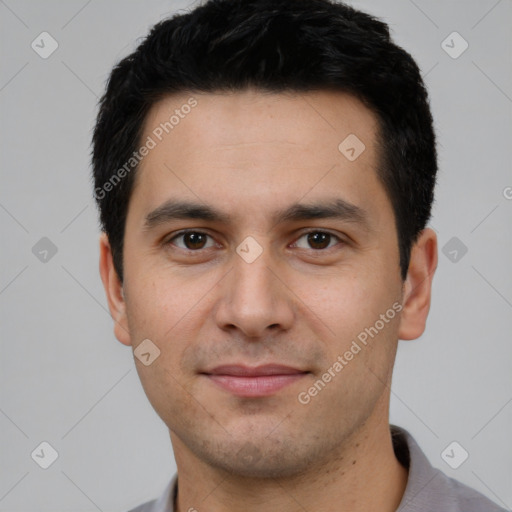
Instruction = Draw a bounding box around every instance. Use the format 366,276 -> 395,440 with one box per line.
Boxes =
125,498 -> 158,512
124,474 -> 177,512
455,479 -> 509,511
391,425 -> 508,512
430,471 -> 508,512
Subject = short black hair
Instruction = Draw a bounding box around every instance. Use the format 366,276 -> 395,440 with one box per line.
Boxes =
92,0 -> 437,283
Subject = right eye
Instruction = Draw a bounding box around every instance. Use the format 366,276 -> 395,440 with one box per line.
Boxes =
165,230 -> 217,251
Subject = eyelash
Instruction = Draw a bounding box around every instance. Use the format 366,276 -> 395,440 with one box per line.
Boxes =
164,229 -> 345,253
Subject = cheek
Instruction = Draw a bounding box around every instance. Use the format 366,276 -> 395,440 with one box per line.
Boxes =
291,267 -> 401,365
134,359 -> 201,434
124,270 -> 219,377
124,268 -> 200,336
292,270 -> 379,328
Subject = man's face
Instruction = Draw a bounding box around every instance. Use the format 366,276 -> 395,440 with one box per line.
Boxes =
107,89 -> 407,477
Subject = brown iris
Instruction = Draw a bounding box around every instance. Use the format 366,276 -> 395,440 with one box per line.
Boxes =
182,232 -> 208,250
306,232 -> 331,250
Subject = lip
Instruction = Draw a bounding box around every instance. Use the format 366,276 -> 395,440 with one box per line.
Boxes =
202,364 -> 309,397
206,364 -> 306,376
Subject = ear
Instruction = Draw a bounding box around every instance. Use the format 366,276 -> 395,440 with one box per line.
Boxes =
398,228 -> 438,341
98,232 -> 132,346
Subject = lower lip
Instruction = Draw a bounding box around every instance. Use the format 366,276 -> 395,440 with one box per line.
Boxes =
205,374 -> 307,397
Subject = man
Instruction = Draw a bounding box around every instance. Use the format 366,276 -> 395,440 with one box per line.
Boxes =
92,0 -> 506,511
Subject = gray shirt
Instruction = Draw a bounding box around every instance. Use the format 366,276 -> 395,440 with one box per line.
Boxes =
127,425 -> 507,511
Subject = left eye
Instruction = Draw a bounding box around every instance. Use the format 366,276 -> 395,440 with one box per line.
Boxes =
292,231 -> 342,250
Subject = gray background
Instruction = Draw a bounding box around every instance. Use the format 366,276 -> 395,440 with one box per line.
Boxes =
1,0 -> 511,510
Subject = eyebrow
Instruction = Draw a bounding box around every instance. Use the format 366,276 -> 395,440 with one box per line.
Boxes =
143,198 -> 370,232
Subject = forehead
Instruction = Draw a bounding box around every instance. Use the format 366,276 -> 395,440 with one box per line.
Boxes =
128,88 -> 385,228
142,88 -> 377,157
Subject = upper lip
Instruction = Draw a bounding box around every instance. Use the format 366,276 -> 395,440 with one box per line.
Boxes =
203,364 -> 308,377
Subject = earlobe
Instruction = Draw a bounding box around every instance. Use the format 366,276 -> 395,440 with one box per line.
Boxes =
398,228 -> 438,341
98,232 -> 132,346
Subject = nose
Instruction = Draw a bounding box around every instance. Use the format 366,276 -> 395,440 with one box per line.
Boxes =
213,246 -> 295,339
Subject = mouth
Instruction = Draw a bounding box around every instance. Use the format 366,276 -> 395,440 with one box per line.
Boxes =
201,364 -> 310,397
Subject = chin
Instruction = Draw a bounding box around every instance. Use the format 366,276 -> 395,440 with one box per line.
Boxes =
204,438 -> 316,480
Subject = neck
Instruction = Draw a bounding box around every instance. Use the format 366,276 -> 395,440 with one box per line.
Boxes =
171,397 -> 408,512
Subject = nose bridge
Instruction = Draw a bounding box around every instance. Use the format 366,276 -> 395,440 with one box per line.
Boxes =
215,241 -> 294,336
233,250 -> 275,305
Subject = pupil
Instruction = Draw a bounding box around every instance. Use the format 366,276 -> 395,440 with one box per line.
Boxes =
185,233 -> 205,249
308,232 -> 329,249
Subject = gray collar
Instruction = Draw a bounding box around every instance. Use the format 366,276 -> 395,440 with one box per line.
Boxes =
136,424 -> 506,512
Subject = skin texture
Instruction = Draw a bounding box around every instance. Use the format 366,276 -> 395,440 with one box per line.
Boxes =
99,89 -> 437,512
